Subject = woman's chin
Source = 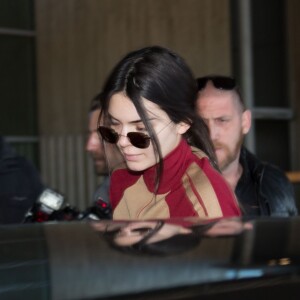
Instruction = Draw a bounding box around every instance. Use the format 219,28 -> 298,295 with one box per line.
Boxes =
126,162 -> 150,172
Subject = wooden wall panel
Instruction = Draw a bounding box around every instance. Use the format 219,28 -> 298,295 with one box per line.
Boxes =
35,0 -> 232,135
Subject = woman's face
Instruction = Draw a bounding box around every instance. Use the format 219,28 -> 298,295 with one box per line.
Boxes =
107,92 -> 188,171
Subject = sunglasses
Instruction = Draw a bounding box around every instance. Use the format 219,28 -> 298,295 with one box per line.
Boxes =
197,76 -> 236,91
98,126 -> 151,149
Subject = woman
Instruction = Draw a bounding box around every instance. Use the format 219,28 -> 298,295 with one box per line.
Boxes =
98,46 -> 241,219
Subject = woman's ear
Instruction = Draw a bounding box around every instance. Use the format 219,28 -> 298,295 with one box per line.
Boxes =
176,122 -> 191,134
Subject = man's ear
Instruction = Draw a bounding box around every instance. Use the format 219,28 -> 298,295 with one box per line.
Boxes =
242,110 -> 252,134
176,122 -> 191,134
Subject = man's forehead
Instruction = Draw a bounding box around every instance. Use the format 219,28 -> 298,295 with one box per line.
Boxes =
89,109 -> 101,128
90,109 -> 101,119
197,92 -> 237,114
198,84 -> 242,108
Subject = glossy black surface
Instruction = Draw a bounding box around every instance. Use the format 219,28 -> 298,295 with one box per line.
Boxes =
1,217 -> 300,299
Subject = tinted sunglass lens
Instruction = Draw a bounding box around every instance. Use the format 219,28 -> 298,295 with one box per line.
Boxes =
98,127 -> 119,144
213,77 -> 236,90
127,132 -> 150,149
98,127 -> 150,148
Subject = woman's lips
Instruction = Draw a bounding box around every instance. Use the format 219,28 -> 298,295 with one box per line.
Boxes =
123,153 -> 141,162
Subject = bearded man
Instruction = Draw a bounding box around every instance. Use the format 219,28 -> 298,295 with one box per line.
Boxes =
196,76 -> 297,216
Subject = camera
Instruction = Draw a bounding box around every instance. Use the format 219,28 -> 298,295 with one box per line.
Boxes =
23,189 -> 111,223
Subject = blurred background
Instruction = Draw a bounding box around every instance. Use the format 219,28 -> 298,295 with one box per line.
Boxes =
1,0 -> 299,210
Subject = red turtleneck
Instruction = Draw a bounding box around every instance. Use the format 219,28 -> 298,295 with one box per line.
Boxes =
110,139 -> 241,220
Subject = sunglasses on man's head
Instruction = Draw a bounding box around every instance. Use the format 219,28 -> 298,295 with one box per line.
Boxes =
197,76 -> 236,91
97,126 -> 151,149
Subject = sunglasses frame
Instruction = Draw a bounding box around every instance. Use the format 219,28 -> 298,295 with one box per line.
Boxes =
197,76 -> 236,91
98,126 -> 151,149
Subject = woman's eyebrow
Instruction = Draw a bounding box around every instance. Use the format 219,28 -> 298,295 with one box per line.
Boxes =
111,118 -> 143,124
109,114 -> 156,124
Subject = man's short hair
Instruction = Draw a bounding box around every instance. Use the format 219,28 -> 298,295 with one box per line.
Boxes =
196,75 -> 246,111
89,92 -> 104,112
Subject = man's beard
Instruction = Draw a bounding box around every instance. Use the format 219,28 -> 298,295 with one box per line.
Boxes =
214,133 -> 244,172
92,155 -> 108,176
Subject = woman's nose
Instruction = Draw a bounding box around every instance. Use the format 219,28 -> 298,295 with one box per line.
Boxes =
117,128 -> 131,147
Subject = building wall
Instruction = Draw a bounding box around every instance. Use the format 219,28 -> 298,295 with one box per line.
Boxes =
35,0 -> 232,135
35,0 -> 232,208
34,0 -> 300,208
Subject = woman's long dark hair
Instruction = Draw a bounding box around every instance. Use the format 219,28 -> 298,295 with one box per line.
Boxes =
99,46 -> 218,193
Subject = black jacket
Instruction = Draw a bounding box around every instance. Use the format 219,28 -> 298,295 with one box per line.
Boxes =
0,137 -> 44,224
235,147 -> 298,217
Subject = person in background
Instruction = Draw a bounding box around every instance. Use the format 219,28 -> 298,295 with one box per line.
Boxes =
97,46 -> 241,220
0,136 -> 45,224
196,75 -> 298,216
86,93 -> 122,205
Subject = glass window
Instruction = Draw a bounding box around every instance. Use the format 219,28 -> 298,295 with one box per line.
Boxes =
0,0 -> 34,30
251,0 -> 288,108
255,120 -> 290,171
231,0 -> 291,172
0,35 -> 37,135
0,0 -> 37,166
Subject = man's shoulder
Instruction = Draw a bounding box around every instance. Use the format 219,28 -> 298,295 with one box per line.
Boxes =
261,163 -> 292,189
241,147 -> 288,180
240,147 -> 260,165
0,149 -> 44,197
0,154 -> 39,177
239,147 -> 297,216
